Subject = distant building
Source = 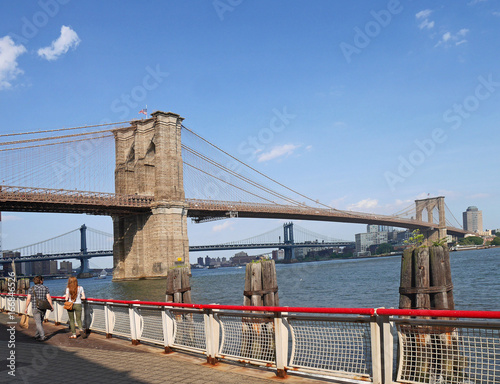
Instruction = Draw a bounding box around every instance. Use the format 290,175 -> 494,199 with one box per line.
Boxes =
355,225 -> 403,255
60,261 -> 73,274
463,206 -> 483,233
231,251 -> 255,265
197,257 -> 204,266
272,249 -> 284,260
204,256 -> 211,266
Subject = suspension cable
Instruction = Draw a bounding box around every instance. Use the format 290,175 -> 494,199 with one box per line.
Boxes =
181,125 -> 347,212
0,121 -> 130,138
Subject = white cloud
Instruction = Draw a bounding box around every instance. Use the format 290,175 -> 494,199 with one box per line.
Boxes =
347,198 -> 379,211
38,25 -> 81,61
1,214 -> 23,222
212,220 -> 234,233
257,144 -> 300,162
416,9 -> 433,19
0,36 -> 26,90
435,29 -> 469,47
419,19 -> 435,30
468,193 -> 490,199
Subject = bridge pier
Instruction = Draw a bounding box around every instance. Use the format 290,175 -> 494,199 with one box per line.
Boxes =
112,111 -> 189,280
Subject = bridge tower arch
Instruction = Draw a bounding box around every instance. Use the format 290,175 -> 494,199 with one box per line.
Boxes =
112,111 -> 189,280
415,196 -> 447,245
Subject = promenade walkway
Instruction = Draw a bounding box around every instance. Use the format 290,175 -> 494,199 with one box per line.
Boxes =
0,313 -> 334,384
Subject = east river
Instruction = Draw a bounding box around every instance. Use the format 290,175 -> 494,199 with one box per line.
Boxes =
43,248 -> 499,311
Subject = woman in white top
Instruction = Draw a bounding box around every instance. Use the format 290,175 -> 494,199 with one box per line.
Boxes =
65,276 -> 86,339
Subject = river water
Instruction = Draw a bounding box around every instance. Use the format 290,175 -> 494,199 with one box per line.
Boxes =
42,248 -> 499,311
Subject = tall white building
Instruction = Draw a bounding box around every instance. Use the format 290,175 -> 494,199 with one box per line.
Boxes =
463,206 -> 483,233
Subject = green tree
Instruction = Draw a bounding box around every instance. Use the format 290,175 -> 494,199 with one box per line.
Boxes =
459,236 -> 484,246
405,229 -> 424,247
376,243 -> 394,255
491,236 -> 500,246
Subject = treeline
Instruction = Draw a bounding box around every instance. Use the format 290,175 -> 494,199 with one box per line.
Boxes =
458,236 -> 500,246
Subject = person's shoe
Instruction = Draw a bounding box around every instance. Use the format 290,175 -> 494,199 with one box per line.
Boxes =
69,334 -> 77,339
34,335 -> 40,340
37,336 -> 46,342
82,331 -> 88,339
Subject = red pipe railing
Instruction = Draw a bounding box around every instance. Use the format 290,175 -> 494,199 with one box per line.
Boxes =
5,293 -> 500,319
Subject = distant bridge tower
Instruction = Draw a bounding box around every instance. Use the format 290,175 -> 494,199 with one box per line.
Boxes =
113,111 -> 189,280
77,224 -> 91,276
282,222 -> 294,262
415,196 -> 447,245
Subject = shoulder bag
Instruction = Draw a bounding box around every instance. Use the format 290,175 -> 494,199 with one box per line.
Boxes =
35,295 -> 52,311
64,301 -> 74,310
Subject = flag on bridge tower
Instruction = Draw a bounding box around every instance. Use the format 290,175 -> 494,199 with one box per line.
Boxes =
139,106 -> 148,117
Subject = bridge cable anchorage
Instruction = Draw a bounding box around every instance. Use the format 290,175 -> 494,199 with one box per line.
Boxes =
181,124 -> 360,216
182,145 -> 308,207
0,121 -> 131,138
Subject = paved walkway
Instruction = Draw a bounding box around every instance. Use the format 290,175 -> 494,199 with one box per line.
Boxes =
0,312 -> 337,384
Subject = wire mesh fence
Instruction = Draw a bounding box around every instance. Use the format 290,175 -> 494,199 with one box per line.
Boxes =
288,317 -> 372,378
2,294 -> 500,384
218,314 -> 276,364
396,322 -> 500,384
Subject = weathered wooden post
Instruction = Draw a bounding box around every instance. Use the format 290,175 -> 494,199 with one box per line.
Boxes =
242,259 -> 279,368
165,265 -> 192,353
398,239 -> 461,383
165,266 -> 192,304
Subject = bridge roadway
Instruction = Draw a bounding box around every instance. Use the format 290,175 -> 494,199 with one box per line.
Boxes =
0,185 -> 468,236
0,241 -> 354,264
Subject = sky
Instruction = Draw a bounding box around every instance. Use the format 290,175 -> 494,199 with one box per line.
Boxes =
0,1 -> 499,267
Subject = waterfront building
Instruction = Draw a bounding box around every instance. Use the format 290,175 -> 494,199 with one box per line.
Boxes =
231,251 -> 255,266
463,206 -> 483,233
60,261 -> 73,274
197,257 -> 204,266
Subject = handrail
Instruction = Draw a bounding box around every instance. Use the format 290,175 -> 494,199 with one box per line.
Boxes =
7,293 -> 499,319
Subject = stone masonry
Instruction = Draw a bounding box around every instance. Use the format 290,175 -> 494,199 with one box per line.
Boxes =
415,196 -> 447,245
112,111 -> 189,280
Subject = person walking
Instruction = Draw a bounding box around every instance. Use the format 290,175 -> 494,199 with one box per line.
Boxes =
64,276 -> 86,339
25,275 -> 54,341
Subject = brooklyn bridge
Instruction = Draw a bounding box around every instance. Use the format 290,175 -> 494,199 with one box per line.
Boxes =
0,111 -> 468,280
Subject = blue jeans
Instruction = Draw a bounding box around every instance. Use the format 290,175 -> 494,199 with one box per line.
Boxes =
32,307 -> 46,338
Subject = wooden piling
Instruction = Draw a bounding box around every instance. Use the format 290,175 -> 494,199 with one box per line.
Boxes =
241,259 -> 279,365
398,245 -> 458,382
165,266 -> 191,304
399,248 -> 413,310
414,247 -> 431,310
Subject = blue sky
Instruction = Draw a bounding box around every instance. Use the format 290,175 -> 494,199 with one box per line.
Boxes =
1,1 -> 499,267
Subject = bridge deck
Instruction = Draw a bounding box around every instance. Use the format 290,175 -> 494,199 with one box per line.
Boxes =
0,185 -> 467,236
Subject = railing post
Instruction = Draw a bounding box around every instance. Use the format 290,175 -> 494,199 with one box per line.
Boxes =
162,308 -> 175,353
379,315 -> 394,384
370,314 -> 382,384
104,304 -> 112,338
204,309 -> 219,365
129,304 -> 141,345
54,300 -> 60,325
274,312 -> 289,378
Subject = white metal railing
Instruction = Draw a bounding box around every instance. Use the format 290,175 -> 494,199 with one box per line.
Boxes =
2,294 -> 499,384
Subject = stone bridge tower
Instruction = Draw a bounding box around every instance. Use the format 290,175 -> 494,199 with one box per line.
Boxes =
415,196 -> 447,245
112,111 -> 188,280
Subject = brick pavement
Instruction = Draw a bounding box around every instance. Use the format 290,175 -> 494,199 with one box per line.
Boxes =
0,312 -> 336,384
